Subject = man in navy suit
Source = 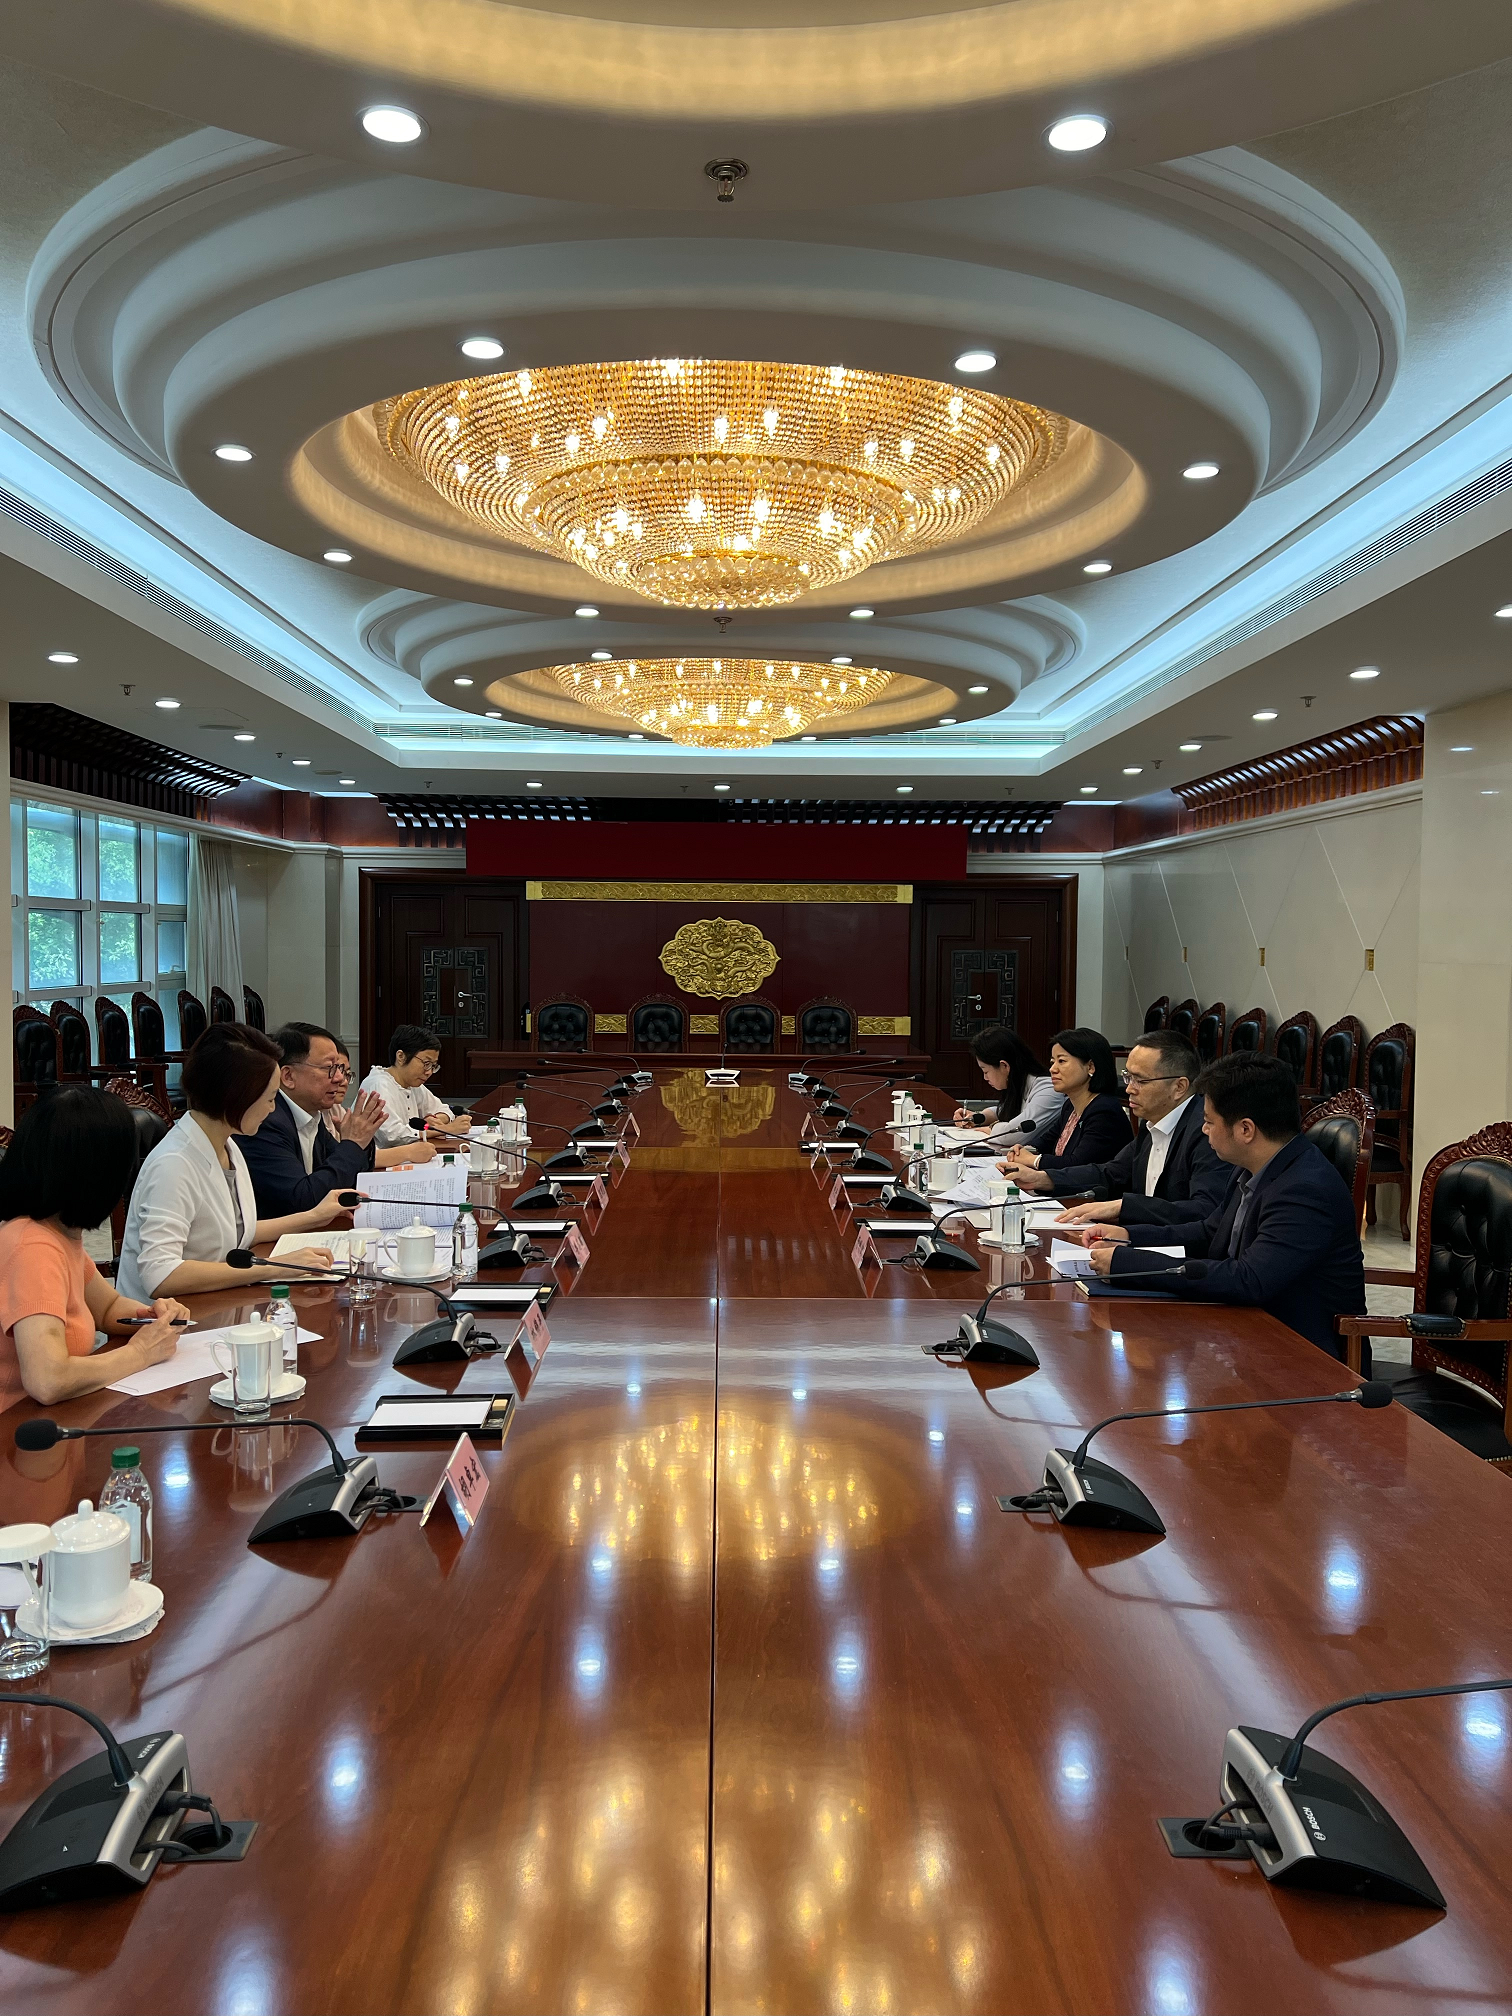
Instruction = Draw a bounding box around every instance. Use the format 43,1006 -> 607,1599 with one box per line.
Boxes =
1013,1031 -> 1234,1227
237,1021 -> 386,1217
1082,1053 -> 1365,1358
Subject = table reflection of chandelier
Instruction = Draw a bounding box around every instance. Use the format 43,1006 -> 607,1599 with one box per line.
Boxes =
546,657 -> 892,747
374,359 -> 1065,610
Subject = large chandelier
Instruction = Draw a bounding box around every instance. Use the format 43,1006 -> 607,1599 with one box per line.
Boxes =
545,657 -> 894,747
375,359 -> 1064,610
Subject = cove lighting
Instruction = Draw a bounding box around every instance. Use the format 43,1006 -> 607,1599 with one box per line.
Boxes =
1046,114 -> 1108,152
361,105 -> 424,144
1083,560 -> 1112,575
1182,461 -> 1220,481
47,652 -> 77,664
954,349 -> 997,374
1122,765 -> 1142,775
155,698 -> 180,709
1350,666 -> 1380,680
575,605 -> 599,618
459,336 -> 505,361
214,444 -> 253,463
233,733 -> 256,742
323,549 -> 353,564
1179,741 -> 1203,752
1253,709 -> 1278,721
967,684 -> 989,695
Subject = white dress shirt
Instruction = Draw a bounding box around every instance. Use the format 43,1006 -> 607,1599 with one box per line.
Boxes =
117,1112 -> 260,1302
360,1067 -> 454,1151
1143,1095 -> 1193,1195
283,1091 -> 326,1174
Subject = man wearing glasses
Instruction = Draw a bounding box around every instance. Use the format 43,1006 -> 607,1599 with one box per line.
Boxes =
1012,1030 -> 1235,1228
238,1021 -> 387,1216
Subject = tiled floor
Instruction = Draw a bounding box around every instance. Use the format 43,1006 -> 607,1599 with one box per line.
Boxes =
1362,1216 -> 1414,1357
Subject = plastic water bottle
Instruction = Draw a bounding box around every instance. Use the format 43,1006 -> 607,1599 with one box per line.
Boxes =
453,1202 -> 479,1278
267,1283 -> 298,1376
100,1446 -> 154,1583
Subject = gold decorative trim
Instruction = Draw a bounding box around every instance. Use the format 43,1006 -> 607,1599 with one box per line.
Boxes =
526,881 -> 911,905
688,1013 -> 720,1035
781,1015 -> 796,1035
593,1012 -> 626,1034
858,1014 -> 912,1036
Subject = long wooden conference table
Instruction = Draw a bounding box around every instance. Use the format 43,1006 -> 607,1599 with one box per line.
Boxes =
0,1068 -> 1510,2013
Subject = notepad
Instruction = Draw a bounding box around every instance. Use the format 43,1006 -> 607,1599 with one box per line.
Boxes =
1049,1240 -> 1183,1279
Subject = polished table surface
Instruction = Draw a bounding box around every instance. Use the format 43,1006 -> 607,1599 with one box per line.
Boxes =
1,1071 -> 1511,2013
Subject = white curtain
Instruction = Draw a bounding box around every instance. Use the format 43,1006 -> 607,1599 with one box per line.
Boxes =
187,833 -> 245,1016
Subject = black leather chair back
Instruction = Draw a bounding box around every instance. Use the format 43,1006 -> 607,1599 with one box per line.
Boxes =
1228,1016 -> 1262,1054
210,987 -> 237,1025
1275,1023 -> 1310,1084
800,1003 -> 853,1053
243,986 -> 266,1031
178,991 -> 209,1049
724,1004 -> 776,1052
14,1012 -> 58,1089
1306,1114 -> 1361,1198
632,1002 -> 684,1051
1142,997 -> 1168,1035
1196,1011 -> 1224,1063
95,998 -> 132,1071
1318,1029 -> 1356,1097
537,1001 -> 590,1051
1368,1038 -> 1407,1112
1168,1003 -> 1197,1042
52,1005 -> 92,1077
1417,1156 -> 1512,1403
133,993 -> 168,1060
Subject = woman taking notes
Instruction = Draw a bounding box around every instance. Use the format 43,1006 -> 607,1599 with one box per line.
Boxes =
117,1024 -> 348,1301
0,1088 -> 190,1410
950,1026 -> 1060,1147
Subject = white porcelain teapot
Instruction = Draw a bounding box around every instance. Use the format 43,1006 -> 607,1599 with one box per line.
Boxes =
49,1499 -> 131,1630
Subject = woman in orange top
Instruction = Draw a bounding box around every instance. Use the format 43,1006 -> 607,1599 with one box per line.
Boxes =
0,1087 -> 190,1412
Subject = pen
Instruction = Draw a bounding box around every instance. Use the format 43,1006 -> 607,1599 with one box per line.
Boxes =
120,1316 -> 194,1328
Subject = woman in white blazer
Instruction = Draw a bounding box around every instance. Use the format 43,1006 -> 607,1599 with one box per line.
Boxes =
117,1025 -> 349,1302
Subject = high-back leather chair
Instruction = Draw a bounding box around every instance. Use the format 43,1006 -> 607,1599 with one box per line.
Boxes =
125,992 -> 177,1108
95,996 -> 133,1075
1142,995 -> 1170,1035
1167,997 -> 1199,1044
178,989 -> 209,1050
49,1000 -> 93,1081
1303,1088 -> 1375,1232
1274,1010 -> 1319,1092
798,998 -> 854,1054
722,1000 -> 777,1052
1316,1014 -> 1363,1100
1339,1123 -> 1512,1466
243,985 -> 266,1031
1364,1021 -> 1415,1241
535,998 -> 592,1051
1225,1006 -> 1267,1056
210,986 -> 238,1025
13,1007 -> 60,1110
631,996 -> 685,1052
1195,1001 -> 1226,1065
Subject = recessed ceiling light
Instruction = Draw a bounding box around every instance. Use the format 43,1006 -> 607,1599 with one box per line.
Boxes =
967,684 -> 989,695
800,734 -> 817,742
1350,666 -> 1380,680
1047,114 -> 1108,153
47,651 -> 78,664
154,698 -> 180,710
954,349 -> 997,374
525,780 -> 543,789
292,758 -> 311,767
233,732 -> 256,742
361,105 -> 425,144
591,649 -> 613,661
1083,560 -> 1112,576
214,444 -> 253,463
714,782 -> 732,792
849,607 -> 874,620
1253,709 -> 1278,721
453,676 -> 474,687
339,777 -> 357,786
1122,765 -> 1143,775
628,732 -> 644,740
323,549 -> 353,565
1496,605 -> 1512,619
1182,461 -> 1220,481
1451,745 -> 1474,752
1079,784 -> 1098,793
830,655 -> 853,666
937,716 -> 957,724
574,605 -> 599,619
896,784 -> 914,794
1483,790 -> 1500,796
485,710 -> 503,719
1179,741 -> 1203,752
459,336 -> 505,361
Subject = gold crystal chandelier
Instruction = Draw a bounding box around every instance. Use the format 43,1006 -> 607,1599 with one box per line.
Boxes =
375,359 -> 1064,610
546,656 -> 894,747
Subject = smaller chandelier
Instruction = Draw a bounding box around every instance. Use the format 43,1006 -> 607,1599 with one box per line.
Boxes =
544,657 -> 894,748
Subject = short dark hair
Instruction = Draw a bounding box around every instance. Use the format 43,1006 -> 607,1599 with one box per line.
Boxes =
182,1023 -> 281,1126
1128,1028 -> 1200,1083
0,1086 -> 138,1230
272,1021 -> 338,1068
1196,1054 -> 1301,1141
388,1024 -> 443,1065
1049,1027 -> 1120,1097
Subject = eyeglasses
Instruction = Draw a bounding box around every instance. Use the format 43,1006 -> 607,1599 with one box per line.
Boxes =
322,1062 -> 352,1080
1122,1071 -> 1184,1089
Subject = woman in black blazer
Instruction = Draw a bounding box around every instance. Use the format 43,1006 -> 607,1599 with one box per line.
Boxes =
998,1027 -> 1131,1175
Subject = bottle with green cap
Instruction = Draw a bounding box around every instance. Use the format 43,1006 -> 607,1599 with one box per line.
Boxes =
99,1447 -> 153,1583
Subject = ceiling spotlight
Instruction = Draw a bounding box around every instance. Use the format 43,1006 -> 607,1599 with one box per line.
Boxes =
154,698 -> 180,710
1122,765 -> 1143,775
967,684 -> 989,695
323,549 -> 353,565
575,605 -> 599,619
849,607 -> 875,620
292,758 -> 311,766
1046,113 -> 1109,153
830,655 -> 853,666
1253,709 -> 1278,721
1083,560 -> 1112,576
713,782 -> 732,792
1496,606 -> 1512,619
214,444 -> 253,463
1182,462 -> 1220,481
339,777 -> 357,786
1451,745 -> 1474,752
1350,665 -> 1380,680
800,734 -> 817,742
1483,790 -> 1500,797
1079,784 -> 1098,793
937,716 -> 957,724
591,649 -> 613,661
954,349 -> 997,374
485,710 -> 503,719
1179,741 -> 1203,752
233,733 -> 256,742
628,732 -> 644,740
453,676 -> 474,687
47,651 -> 78,664
896,784 -> 914,794
361,105 -> 425,144
459,336 -> 505,362
525,780 -> 543,789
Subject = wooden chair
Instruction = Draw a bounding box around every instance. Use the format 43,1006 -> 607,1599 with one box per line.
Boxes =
13,1006 -> 61,1112
1315,1014 -> 1364,1100
104,1074 -> 173,1124
243,985 -> 266,1031
1339,1123 -> 1512,1466
177,989 -> 210,1050
102,1078 -> 174,1268
631,995 -> 686,1052
1363,1021 -> 1415,1241
798,997 -> 855,1054
210,986 -> 239,1025
1167,997 -> 1199,1044
1194,1001 -> 1227,1065
1142,995 -> 1170,1036
1303,1088 -> 1375,1233
534,998 -> 592,1051
721,999 -> 778,1052
1274,1010 -> 1319,1092
47,1001 -> 119,1089
1225,1006 -> 1267,1056
118,993 -> 176,1110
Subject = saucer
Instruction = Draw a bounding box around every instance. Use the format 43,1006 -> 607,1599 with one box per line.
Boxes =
209,1370 -> 307,1410
21,1579 -> 164,1646
379,1260 -> 454,1283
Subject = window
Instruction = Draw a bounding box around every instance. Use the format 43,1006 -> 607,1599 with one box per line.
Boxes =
12,800 -> 192,1058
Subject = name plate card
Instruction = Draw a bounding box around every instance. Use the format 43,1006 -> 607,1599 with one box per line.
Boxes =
851,1224 -> 879,1271
561,1222 -> 591,1268
612,1141 -> 632,1183
420,1433 -> 489,1536
829,1173 -> 853,1218
514,1296 -> 552,1370
623,1112 -> 641,1145
589,1176 -> 609,1210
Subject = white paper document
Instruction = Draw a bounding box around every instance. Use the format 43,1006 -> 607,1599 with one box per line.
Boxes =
351,1161 -> 469,1232
1048,1240 -> 1183,1279
107,1325 -> 322,1397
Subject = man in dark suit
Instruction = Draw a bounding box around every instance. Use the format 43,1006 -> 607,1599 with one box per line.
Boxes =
237,1021 -> 385,1217
1014,1030 -> 1234,1227
1081,1053 -> 1366,1358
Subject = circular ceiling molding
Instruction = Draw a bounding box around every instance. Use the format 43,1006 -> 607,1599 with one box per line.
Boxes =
4,0 -> 1511,206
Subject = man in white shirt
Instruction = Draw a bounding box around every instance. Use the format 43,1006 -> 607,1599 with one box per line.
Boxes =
359,1025 -> 471,1153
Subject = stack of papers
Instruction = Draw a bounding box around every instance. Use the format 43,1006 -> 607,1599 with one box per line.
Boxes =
352,1161 -> 469,1231
1048,1240 -> 1183,1279
107,1323 -> 321,1396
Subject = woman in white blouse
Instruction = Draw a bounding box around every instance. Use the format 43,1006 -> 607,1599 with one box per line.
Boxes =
117,1025 -> 349,1302
951,1026 -> 1061,1147
359,1025 -> 471,1153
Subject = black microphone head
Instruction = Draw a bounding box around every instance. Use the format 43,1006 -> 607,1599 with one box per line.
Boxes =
337,1191 -> 363,1207
409,1118 -> 428,1133
1356,1379 -> 1394,1410
14,1418 -> 61,1451
226,1248 -> 258,1269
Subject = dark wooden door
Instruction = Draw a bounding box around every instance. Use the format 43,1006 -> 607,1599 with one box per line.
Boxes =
364,877 -> 525,1101
914,880 -> 1074,1093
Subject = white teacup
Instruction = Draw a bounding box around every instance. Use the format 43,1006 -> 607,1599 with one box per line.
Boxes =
396,1218 -> 438,1276
929,1154 -> 961,1192
213,1320 -> 277,1419
985,1177 -> 1011,1205
50,1499 -> 132,1630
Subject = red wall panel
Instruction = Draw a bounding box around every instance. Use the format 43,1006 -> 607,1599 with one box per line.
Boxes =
466,820 -> 965,881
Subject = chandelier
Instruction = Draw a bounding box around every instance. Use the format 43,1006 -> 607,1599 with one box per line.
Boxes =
375,359 -> 1064,610
545,657 -> 894,747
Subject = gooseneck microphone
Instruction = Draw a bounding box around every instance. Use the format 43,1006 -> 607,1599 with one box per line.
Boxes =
932,1280 -> 1039,1368
908,1205 -> 985,1273
817,1122 -> 893,1175
1005,1382 -> 1393,1537
511,1082 -> 625,1123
